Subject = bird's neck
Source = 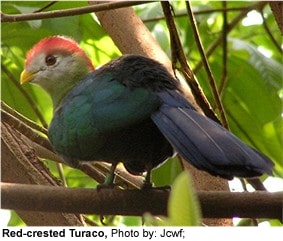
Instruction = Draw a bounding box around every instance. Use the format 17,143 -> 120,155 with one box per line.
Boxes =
50,70 -> 92,110
51,83 -> 76,109
49,59 -> 94,109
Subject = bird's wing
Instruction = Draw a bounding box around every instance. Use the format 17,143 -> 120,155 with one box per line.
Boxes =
151,90 -> 274,179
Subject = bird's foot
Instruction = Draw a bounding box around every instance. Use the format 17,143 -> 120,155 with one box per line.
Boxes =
96,163 -> 118,191
97,172 -> 116,190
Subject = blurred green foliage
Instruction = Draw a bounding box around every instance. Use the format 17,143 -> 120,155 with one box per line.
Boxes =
1,1 -> 282,226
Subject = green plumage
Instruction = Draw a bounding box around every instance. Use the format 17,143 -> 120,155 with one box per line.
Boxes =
48,65 -> 172,172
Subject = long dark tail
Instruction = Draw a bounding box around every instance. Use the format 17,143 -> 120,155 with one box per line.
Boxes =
151,91 -> 274,180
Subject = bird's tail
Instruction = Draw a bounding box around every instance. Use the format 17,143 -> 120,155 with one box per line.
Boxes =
151,91 -> 274,180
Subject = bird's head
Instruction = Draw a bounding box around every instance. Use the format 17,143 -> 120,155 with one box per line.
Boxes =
20,36 -> 95,107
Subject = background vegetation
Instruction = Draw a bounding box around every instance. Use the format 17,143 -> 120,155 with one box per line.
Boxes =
1,1 -> 282,226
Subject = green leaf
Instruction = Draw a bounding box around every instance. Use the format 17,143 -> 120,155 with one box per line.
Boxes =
224,41 -> 283,177
168,171 -> 201,226
152,156 -> 183,187
230,38 -> 282,90
144,171 -> 201,226
8,211 -> 25,227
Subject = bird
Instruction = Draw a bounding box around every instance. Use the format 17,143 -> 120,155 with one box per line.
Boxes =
20,36 -> 274,185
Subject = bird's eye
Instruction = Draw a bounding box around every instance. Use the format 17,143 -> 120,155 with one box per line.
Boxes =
45,55 -> 57,66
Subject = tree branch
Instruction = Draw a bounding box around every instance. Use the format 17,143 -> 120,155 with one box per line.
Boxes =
1,183 -> 282,221
269,1 -> 283,34
1,1 -> 153,22
218,1 -> 228,98
33,1 -> 57,13
161,2 -> 221,125
143,5 -> 271,23
260,8 -> 283,54
1,122 -> 84,226
185,1 -> 229,129
1,101 -> 48,135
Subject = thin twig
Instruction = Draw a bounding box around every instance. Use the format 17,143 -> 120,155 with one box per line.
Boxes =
1,1 -> 154,22
247,179 -> 268,191
260,9 -> 283,54
269,1 -> 283,34
33,1 -> 58,13
56,162 -> 67,187
161,2 -> 221,125
1,101 -> 48,135
218,1 -> 229,100
186,1 -> 229,129
1,110 -> 53,151
143,5 -> 269,23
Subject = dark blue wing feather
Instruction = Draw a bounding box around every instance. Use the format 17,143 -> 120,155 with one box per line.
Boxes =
151,90 -> 274,179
